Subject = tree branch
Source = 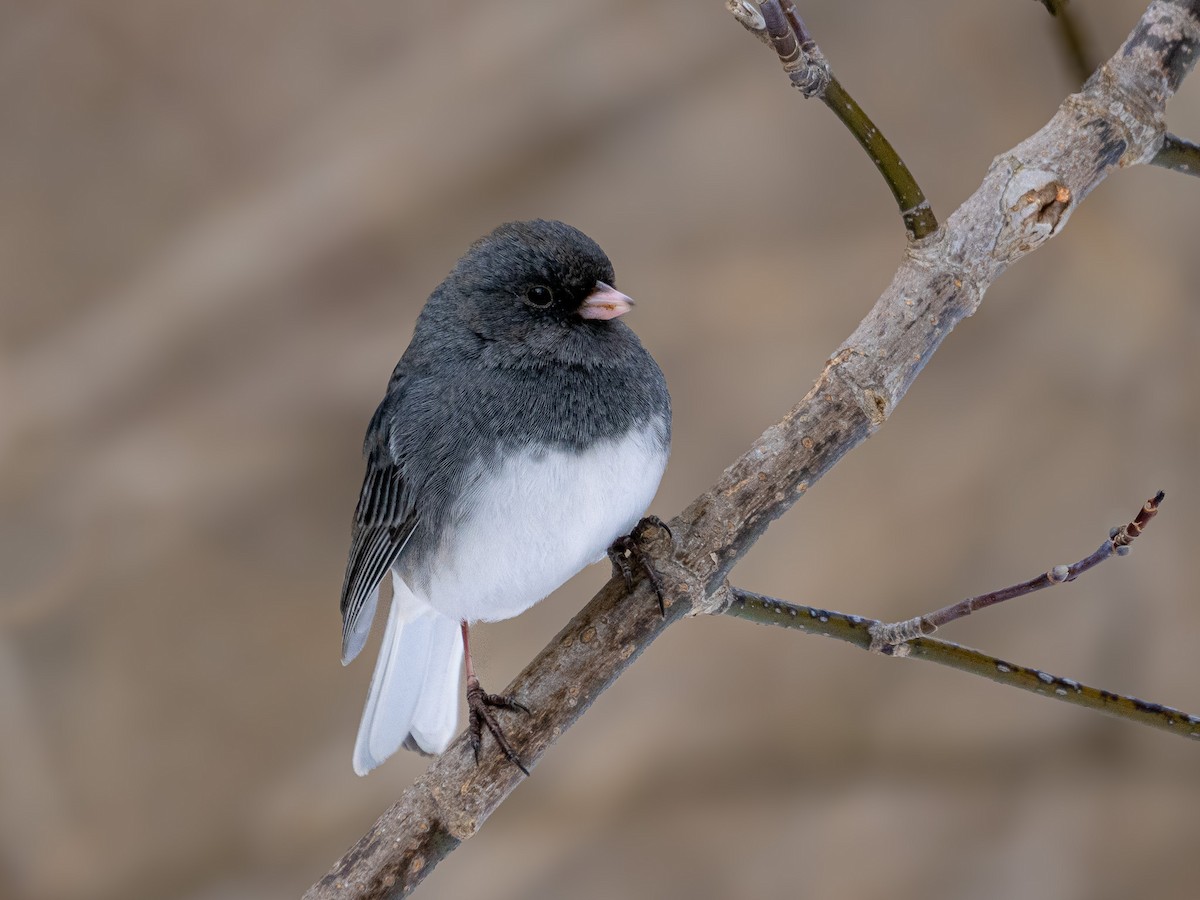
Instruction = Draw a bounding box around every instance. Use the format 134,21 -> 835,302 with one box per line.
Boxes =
1037,0 -> 1200,177
728,0 -> 938,239
868,491 -> 1164,649
725,589 -> 1200,743
306,3 -> 1200,897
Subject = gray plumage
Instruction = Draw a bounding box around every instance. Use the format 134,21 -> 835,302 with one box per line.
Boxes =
339,220 -> 671,772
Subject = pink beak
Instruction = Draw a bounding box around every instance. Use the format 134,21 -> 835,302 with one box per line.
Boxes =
578,281 -> 635,320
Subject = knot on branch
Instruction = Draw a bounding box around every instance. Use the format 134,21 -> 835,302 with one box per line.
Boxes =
693,580 -> 737,616
789,58 -> 832,97
1020,181 -> 1073,227
819,347 -> 894,428
868,616 -> 930,654
996,169 -> 1075,259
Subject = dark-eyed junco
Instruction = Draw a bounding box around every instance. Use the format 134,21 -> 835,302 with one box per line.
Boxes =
340,220 -> 671,775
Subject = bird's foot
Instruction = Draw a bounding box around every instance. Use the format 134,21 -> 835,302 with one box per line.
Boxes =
466,675 -> 530,776
607,514 -> 674,617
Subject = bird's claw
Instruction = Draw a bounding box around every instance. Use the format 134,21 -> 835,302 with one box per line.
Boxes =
466,675 -> 530,776
607,515 -> 673,617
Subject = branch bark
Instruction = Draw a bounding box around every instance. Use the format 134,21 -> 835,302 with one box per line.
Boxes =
1037,0 -> 1200,177
306,2 -> 1200,897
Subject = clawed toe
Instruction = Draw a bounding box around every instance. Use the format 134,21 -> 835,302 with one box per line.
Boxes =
607,515 -> 673,617
632,514 -> 672,543
466,675 -> 530,776
608,534 -> 640,589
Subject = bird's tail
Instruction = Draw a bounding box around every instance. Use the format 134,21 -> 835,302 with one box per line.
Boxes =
352,573 -> 463,775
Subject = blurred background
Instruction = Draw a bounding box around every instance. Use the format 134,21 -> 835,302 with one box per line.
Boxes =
3,1 -> 1200,898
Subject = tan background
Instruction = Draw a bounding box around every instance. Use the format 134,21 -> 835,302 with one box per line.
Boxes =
4,2 -> 1200,898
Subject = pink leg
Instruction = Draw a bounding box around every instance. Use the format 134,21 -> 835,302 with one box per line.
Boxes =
461,620 -> 529,775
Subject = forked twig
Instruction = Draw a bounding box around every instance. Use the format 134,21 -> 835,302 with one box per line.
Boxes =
869,492 -> 1164,650
725,587 -> 1200,743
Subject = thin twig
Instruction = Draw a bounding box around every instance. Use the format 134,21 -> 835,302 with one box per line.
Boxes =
728,0 -> 938,240
869,492 -> 1165,649
1042,0 -> 1095,85
1151,132 -> 1200,176
725,589 -> 1200,743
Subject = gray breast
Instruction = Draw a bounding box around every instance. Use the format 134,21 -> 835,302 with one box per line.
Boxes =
393,346 -> 670,582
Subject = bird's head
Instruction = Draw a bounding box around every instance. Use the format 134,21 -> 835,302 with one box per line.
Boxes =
434,220 -> 636,363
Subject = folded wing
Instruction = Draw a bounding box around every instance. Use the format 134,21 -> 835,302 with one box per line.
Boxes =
339,398 -> 420,664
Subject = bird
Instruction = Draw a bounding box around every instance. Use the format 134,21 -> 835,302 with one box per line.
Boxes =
339,219 -> 671,775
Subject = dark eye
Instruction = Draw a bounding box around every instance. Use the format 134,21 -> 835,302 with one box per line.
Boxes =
524,285 -> 554,308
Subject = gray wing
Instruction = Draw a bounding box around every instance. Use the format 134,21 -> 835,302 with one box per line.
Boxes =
339,393 -> 419,664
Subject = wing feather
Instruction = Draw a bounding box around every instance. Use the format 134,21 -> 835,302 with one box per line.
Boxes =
339,391 -> 420,663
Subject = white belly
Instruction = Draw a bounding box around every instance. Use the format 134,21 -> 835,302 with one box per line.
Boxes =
412,424 -> 668,623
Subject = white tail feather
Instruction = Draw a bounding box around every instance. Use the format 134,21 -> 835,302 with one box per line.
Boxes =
352,574 -> 462,775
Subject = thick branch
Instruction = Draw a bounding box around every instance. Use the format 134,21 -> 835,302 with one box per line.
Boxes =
306,3 -> 1200,897
1037,0 -> 1200,177
725,589 -> 1200,742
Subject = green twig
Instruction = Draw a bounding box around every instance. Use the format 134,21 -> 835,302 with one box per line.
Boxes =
725,589 -> 1200,744
821,78 -> 935,239
728,0 -> 938,240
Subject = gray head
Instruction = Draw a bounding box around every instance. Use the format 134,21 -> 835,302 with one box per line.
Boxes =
413,220 -> 638,368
